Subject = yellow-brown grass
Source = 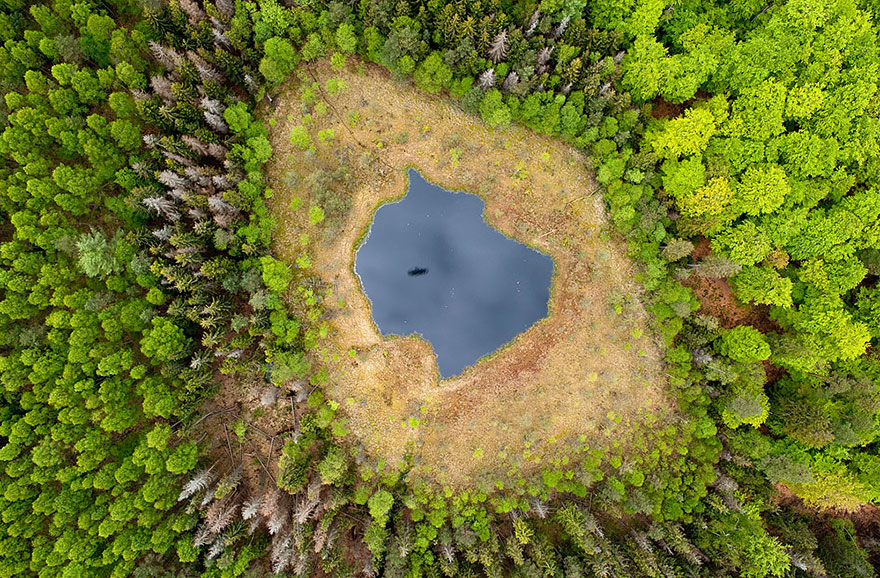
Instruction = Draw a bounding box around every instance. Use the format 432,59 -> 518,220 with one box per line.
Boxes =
263,59 -> 674,487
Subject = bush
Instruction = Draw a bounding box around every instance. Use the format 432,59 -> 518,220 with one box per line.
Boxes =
318,445 -> 348,485
289,125 -> 310,150
368,489 -> 394,527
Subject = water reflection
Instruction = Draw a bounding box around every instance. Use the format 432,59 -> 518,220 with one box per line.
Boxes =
355,169 -> 554,377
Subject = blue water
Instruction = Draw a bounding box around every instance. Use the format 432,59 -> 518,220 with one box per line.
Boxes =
355,169 -> 554,377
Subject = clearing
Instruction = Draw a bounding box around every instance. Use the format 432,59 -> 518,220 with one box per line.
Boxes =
264,59 -> 675,487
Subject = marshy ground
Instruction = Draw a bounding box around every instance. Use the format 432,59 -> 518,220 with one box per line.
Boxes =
264,59 -> 674,488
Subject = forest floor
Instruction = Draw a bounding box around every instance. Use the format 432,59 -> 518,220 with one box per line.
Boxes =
262,58 -> 674,488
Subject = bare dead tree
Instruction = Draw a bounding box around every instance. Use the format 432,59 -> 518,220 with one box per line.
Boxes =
502,71 -> 520,93
178,0 -> 207,24
150,75 -> 176,105
525,10 -> 540,37
158,170 -> 190,190
200,97 -> 225,116
149,42 -> 181,70
537,46 -> 554,74
143,196 -> 181,222
553,16 -> 569,39
215,0 -> 235,19
179,466 -> 217,501
188,50 -> 223,83
207,143 -> 229,161
488,31 -> 509,64
477,68 -> 496,92
182,134 -> 210,157
530,499 -> 549,519
203,111 -> 229,134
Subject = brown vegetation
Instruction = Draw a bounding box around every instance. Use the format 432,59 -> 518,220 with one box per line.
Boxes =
263,59 -> 675,487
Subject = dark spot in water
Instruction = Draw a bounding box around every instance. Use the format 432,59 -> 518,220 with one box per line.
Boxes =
355,169 -> 553,377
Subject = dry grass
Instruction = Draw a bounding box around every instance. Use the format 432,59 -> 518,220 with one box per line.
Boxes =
263,59 -> 674,487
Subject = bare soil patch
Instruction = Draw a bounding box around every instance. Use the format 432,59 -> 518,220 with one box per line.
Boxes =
263,59 -> 675,487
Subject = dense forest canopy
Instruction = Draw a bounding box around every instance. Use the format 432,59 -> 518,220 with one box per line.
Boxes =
0,0 -> 879,576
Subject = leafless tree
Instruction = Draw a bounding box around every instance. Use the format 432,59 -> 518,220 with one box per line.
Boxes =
188,50 -> 223,83
502,71 -> 520,93
149,42 -> 181,70
203,111 -> 229,134
179,467 -> 217,501
488,31 -> 508,64
143,196 -> 181,221
158,170 -> 189,190
150,75 -> 175,104
530,499 -> 549,519
182,134 -> 210,157
207,143 -> 229,161
525,10 -> 540,37
537,46 -> 554,74
553,16 -> 569,39
178,0 -> 207,24
215,0 -> 235,19
477,68 -> 496,91
200,97 -> 225,116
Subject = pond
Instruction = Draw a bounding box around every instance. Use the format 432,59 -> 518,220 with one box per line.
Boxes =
355,169 -> 554,377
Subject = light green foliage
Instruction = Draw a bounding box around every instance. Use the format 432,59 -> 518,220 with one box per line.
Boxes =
717,326 -> 771,364
479,89 -> 511,129
318,445 -> 348,485
335,23 -> 358,54
301,33 -> 326,62
270,350 -> 309,386
140,317 -> 190,363
721,381 -> 770,429
260,37 -> 299,86
713,221 -> 772,266
414,52 -> 452,94
679,176 -> 733,218
726,80 -> 787,142
735,165 -> 790,216
650,108 -> 717,160
513,518 -> 534,545
368,489 -> 394,527
662,157 -> 705,199
798,257 -> 867,294
260,255 -> 292,293
224,102 -> 254,135
591,0 -> 663,37
318,128 -> 335,142
278,439 -> 310,493
621,35 -> 668,102
309,205 -> 325,225
330,52 -> 346,71
731,267 -> 793,308
788,459 -> 873,512
75,230 -> 121,278
290,124 -> 311,150
165,441 -> 198,474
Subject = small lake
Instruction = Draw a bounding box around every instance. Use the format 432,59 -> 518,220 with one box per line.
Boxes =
355,169 -> 554,377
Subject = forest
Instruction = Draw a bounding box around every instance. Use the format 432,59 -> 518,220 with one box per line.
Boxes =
1,0 -> 880,576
